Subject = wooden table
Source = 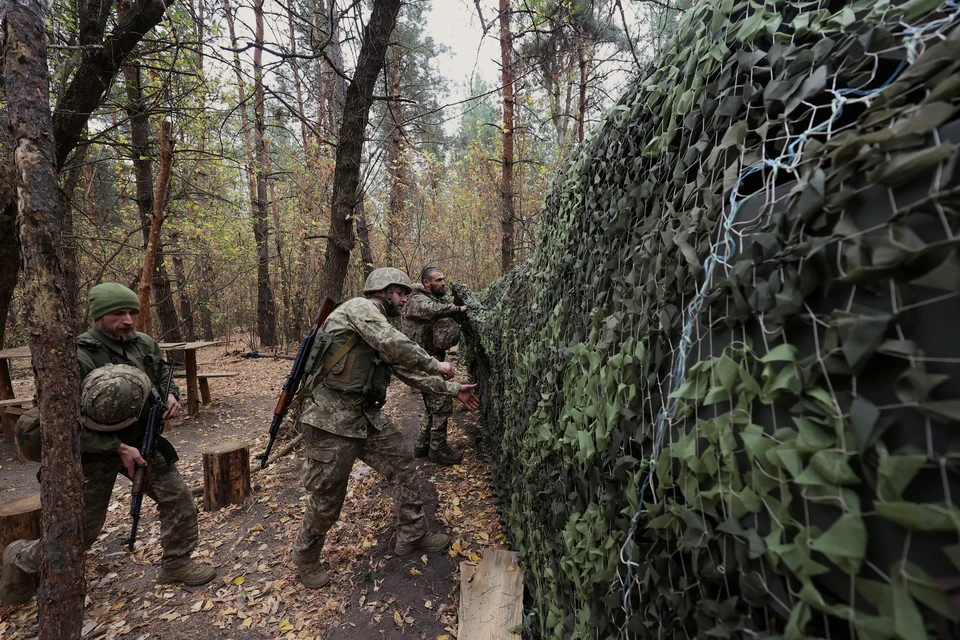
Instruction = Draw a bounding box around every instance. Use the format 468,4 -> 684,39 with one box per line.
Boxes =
0,347 -> 32,442
158,341 -> 225,416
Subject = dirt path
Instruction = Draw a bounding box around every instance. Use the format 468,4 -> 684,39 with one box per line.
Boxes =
0,346 -> 509,639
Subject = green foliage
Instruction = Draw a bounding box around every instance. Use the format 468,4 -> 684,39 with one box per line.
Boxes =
455,0 -> 960,637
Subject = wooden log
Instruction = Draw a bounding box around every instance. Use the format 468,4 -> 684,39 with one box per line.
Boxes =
459,549 -> 523,640
202,441 -> 251,512
199,378 -> 211,405
0,493 -> 41,552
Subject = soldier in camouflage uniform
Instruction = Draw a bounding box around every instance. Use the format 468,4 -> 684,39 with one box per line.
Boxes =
0,283 -> 216,606
292,267 -> 480,589
402,267 -> 467,465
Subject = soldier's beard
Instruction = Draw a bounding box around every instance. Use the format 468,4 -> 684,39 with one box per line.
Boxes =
429,284 -> 446,297
382,299 -> 400,316
97,325 -> 137,342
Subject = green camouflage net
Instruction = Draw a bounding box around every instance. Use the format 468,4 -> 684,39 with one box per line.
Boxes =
453,1 -> 960,638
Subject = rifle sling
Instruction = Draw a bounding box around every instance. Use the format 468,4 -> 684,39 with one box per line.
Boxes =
319,334 -> 360,377
288,334 -> 361,415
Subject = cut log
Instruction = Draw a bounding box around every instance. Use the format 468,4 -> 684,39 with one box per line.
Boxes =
459,548 -> 524,639
0,493 -> 41,552
202,441 -> 251,512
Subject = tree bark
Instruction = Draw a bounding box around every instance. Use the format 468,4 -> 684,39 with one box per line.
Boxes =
385,43 -> 406,265
202,442 -> 251,512
135,120 -> 173,336
59,147 -> 87,317
320,0 -> 402,301
169,233 -> 196,342
252,0 -> 276,347
3,2 -> 86,637
0,160 -> 18,349
123,65 -> 181,341
355,199 -> 375,278
499,0 -> 516,273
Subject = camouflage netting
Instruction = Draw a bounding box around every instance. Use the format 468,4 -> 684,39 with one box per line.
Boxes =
452,1 -> 960,638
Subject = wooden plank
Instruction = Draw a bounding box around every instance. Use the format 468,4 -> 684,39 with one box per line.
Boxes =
0,397 -> 34,407
0,358 -> 16,442
459,549 -> 523,640
0,347 -> 31,360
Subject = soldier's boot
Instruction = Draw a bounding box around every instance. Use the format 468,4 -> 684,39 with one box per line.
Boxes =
296,562 -> 330,590
395,531 -> 451,556
428,444 -> 463,466
0,541 -> 39,606
157,561 -> 217,586
413,445 -> 429,458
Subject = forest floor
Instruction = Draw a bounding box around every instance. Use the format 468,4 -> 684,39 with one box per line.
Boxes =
0,341 -> 509,640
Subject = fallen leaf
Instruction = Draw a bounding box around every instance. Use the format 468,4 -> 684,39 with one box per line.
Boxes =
409,568 -> 422,576
421,554 -> 428,566
394,610 -> 404,628
425,600 -> 433,609
233,576 -> 245,586
470,552 -> 481,562
279,620 -> 295,632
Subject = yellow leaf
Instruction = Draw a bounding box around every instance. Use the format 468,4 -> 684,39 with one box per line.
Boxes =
507,565 -> 517,572
279,620 -> 295,632
203,600 -> 214,611
409,568 -> 422,576
470,552 -> 481,562
438,636 -> 452,640
233,576 -> 245,585
394,610 -> 404,628
242,617 -> 253,628
478,532 -> 489,541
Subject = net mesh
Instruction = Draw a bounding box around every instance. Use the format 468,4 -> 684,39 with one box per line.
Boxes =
453,0 -> 960,638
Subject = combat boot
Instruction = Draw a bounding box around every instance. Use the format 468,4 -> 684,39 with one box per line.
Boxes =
428,444 -> 463,466
395,531 -> 451,556
0,541 -> 38,606
157,561 -> 217,586
413,445 -> 429,458
296,563 -> 330,589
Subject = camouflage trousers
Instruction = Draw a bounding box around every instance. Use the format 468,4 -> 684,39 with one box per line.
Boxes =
292,420 -> 427,566
417,392 -> 453,450
7,451 -> 198,573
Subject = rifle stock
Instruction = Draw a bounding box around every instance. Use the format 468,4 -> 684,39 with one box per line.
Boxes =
256,296 -> 336,469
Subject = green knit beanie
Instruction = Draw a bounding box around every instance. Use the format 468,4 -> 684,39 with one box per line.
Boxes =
88,283 -> 140,320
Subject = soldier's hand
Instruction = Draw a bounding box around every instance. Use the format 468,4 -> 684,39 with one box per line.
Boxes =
117,443 -> 147,478
163,394 -> 181,420
458,305 -> 468,314
439,362 -> 456,380
457,384 -> 480,410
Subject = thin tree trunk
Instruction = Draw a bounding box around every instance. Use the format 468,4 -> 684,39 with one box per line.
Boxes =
0,152 -> 18,349
577,41 -> 587,144
265,139 -> 292,342
252,0 -> 276,347
288,9 -> 311,158
355,199 -> 375,278
320,0 -> 402,301
59,146 -> 87,317
2,3 -> 85,637
385,43 -> 406,265
499,0 -> 516,273
198,256 -> 215,340
136,120 -> 173,335
169,232 -> 196,341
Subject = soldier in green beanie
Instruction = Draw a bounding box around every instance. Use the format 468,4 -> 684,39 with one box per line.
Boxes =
0,283 -> 216,607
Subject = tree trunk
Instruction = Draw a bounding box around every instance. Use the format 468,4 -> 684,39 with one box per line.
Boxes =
385,43 -> 406,265
169,232 -> 196,341
198,257 -> 215,340
320,0 -> 402,301
265,139 -> 292,344
3,2 -> 86,636
499,0 -> 516,273
252,0 -> 276,347
59,147 -> 87,318
0,176 -> 18,349
123,65 -> 181,340
355,199 -> 375,278
577,41 -> 587,144
135,120 -> 173,336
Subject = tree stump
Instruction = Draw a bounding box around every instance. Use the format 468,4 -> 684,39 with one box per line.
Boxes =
0,493 -> 41,552
202,441 -> 251,512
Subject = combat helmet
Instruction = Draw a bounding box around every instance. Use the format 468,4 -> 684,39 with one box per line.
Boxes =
433,318 -> 461,350
363,267 -> 413,294
81,364 -> 153,431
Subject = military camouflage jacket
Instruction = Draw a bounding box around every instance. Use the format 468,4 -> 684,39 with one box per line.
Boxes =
402,284 -> 461,354
300,297 -> 461,438
77,327 -> 180,454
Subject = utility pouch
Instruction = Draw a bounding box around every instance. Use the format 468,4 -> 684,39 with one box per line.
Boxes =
362,356 -> 391,409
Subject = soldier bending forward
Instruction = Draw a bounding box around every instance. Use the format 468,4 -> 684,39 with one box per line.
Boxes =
292,268 -> 480,589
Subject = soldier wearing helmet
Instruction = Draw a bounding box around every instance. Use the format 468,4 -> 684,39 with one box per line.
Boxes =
402,266 -> 467,465
0,283 -> 216,607
290,267 -> 480,590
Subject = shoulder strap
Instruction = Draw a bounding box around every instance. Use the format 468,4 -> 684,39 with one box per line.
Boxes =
319,334 -> 360,377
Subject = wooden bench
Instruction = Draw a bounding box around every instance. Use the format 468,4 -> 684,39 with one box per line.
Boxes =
173,372 -> 238,404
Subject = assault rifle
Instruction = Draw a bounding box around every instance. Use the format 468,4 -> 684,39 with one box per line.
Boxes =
125,362 -> 176,552
256,295 -> 336,469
